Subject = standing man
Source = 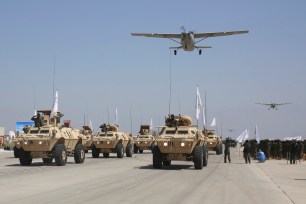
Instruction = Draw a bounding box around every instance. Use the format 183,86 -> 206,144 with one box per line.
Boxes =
224,138 -> 231,163
31,112 -> 43,128
243,140 -> 251,164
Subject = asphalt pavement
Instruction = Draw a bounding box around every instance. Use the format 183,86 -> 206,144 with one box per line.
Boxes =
0,148 -> 305,204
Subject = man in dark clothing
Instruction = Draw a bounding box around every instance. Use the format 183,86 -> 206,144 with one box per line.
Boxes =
243,140 -> 251,164
224,138 -> 231,163
290,140 -> 298,164
31,113 -> 43,128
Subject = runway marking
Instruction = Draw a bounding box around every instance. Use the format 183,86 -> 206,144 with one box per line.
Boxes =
257,163 -> 295,204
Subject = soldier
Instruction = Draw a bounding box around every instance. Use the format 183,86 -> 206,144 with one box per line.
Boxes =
276,140 -> 282,160
243,140 -> 251,164
224,138 -> 231,163
290,140 -> 298,164
31,113 -> 43,128
297,141 -> 304,162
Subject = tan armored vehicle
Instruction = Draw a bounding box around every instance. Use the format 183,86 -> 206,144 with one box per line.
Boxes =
91,124 -> 133,158
134,125 -> 155,153
204,130 -> 223,155
82,125 -> 93,153
153,114 -> 208,169
13,110 -> 86,166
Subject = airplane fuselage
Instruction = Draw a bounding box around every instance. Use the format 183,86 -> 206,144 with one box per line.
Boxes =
181,32 -> 195,51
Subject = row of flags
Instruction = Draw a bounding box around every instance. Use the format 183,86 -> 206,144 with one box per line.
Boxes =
195,86 -> 216,129
235,125 -> 260,143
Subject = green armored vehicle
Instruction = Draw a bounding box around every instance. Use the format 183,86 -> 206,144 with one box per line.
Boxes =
13,110 -> 86,166
153,114 -> 208,169
205,130 -> 223,155
134,125 -> 155,153
91,124 -> 133,158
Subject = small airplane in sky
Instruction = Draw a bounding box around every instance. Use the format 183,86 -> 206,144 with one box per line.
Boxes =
256,102 -> 291,110
131,26 -> 249,55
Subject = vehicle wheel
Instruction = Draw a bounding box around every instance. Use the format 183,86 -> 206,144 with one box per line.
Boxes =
74,144 -> 85,164
219,143 -> 223,155
193,146 -> 203,169
103,153 -> 109,158
150,144 -> 155,153
203,146 -> 208,167
199,49 -> 202,55
91,145 -> 100,158
42,158 -> 53,164
216,144 -> 220,155
174,50 -> 177,55
139,150 -> 143,154
163,160 -> 171,166
19,148 -> 32,166
116,143 -> 124,158
153,146 -> 162,169
14,146 -> 20,158
54,144 -> 67,166
126,143 -> 133,157
134,144 -> 139,153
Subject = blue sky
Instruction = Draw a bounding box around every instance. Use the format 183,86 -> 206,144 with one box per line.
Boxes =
1,0 -> 306,139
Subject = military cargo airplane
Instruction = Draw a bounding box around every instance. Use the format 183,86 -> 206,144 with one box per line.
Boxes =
256,102 -> 291,110
131,26 -> 249,55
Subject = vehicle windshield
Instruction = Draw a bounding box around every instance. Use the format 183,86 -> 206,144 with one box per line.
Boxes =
177,130 -> 188,135
39,129 -> 50,134
29,130 -> 39,134
99,133 -> 113,137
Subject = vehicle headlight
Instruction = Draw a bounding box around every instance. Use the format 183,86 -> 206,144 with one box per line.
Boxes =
97,141 -> 100,144
107,141 -> 110,144
24,141 -> 28,145
145,141 -> 147,144
17,142 -> 20,145
163,142 -> 168,146
137,141 -> 140,144
181,142 -> 185,147
39,141 -> 43,145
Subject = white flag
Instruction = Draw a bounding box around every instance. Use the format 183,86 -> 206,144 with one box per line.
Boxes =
255,125 -> 260,144
202,106 -> 206,128
150,118 -> 153,131
89,120 -> 93,131
34,109 -> 37,116
115,108 -> 118,124
243,129 -> 249,142
236,129 -> 248,143
195,86 -> 203,120
50,90 -> 59,118
210,117 -> 216,127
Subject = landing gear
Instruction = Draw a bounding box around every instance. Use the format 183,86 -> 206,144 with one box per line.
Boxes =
174,50 -> 177,55
199,49 -> 202,55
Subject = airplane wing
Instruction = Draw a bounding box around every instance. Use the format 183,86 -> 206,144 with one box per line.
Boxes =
275,103 -> 291,106
131,33 -> 181,39
195,46 -> 212,48
255,103 -> 271,106
194,30 -> 249,38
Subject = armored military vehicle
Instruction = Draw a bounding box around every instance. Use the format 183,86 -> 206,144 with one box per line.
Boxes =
82,125 -> 93,153
153,114 -> 208,169
134,125 -> 155,153
205,130 -> 223,155
91,124 -> 133,158
13,110 -> 86,166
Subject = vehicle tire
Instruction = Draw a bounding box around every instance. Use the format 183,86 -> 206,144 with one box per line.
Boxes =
203,145 -> 208,167
19,148 -> 32,166
134,145 -> 138,153
116,143 -> 124,158
163,160 -> 171,166
193,146 -> 203,169
219,143 -> 223,155
14,146 -> 20,158
126,143 -> 133,157
42,158 -> 53,164
150,144 -> 155,153
216,144 -> 220,155
91,145 -> 100,158
103,153 -> 109,158
54,144 -> 67,166
74,144 -> 85,164
153,146 -> 162,169
139,150 -> 143,154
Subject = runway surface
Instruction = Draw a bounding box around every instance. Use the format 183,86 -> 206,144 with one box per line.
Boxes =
0,149 -> 305,204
